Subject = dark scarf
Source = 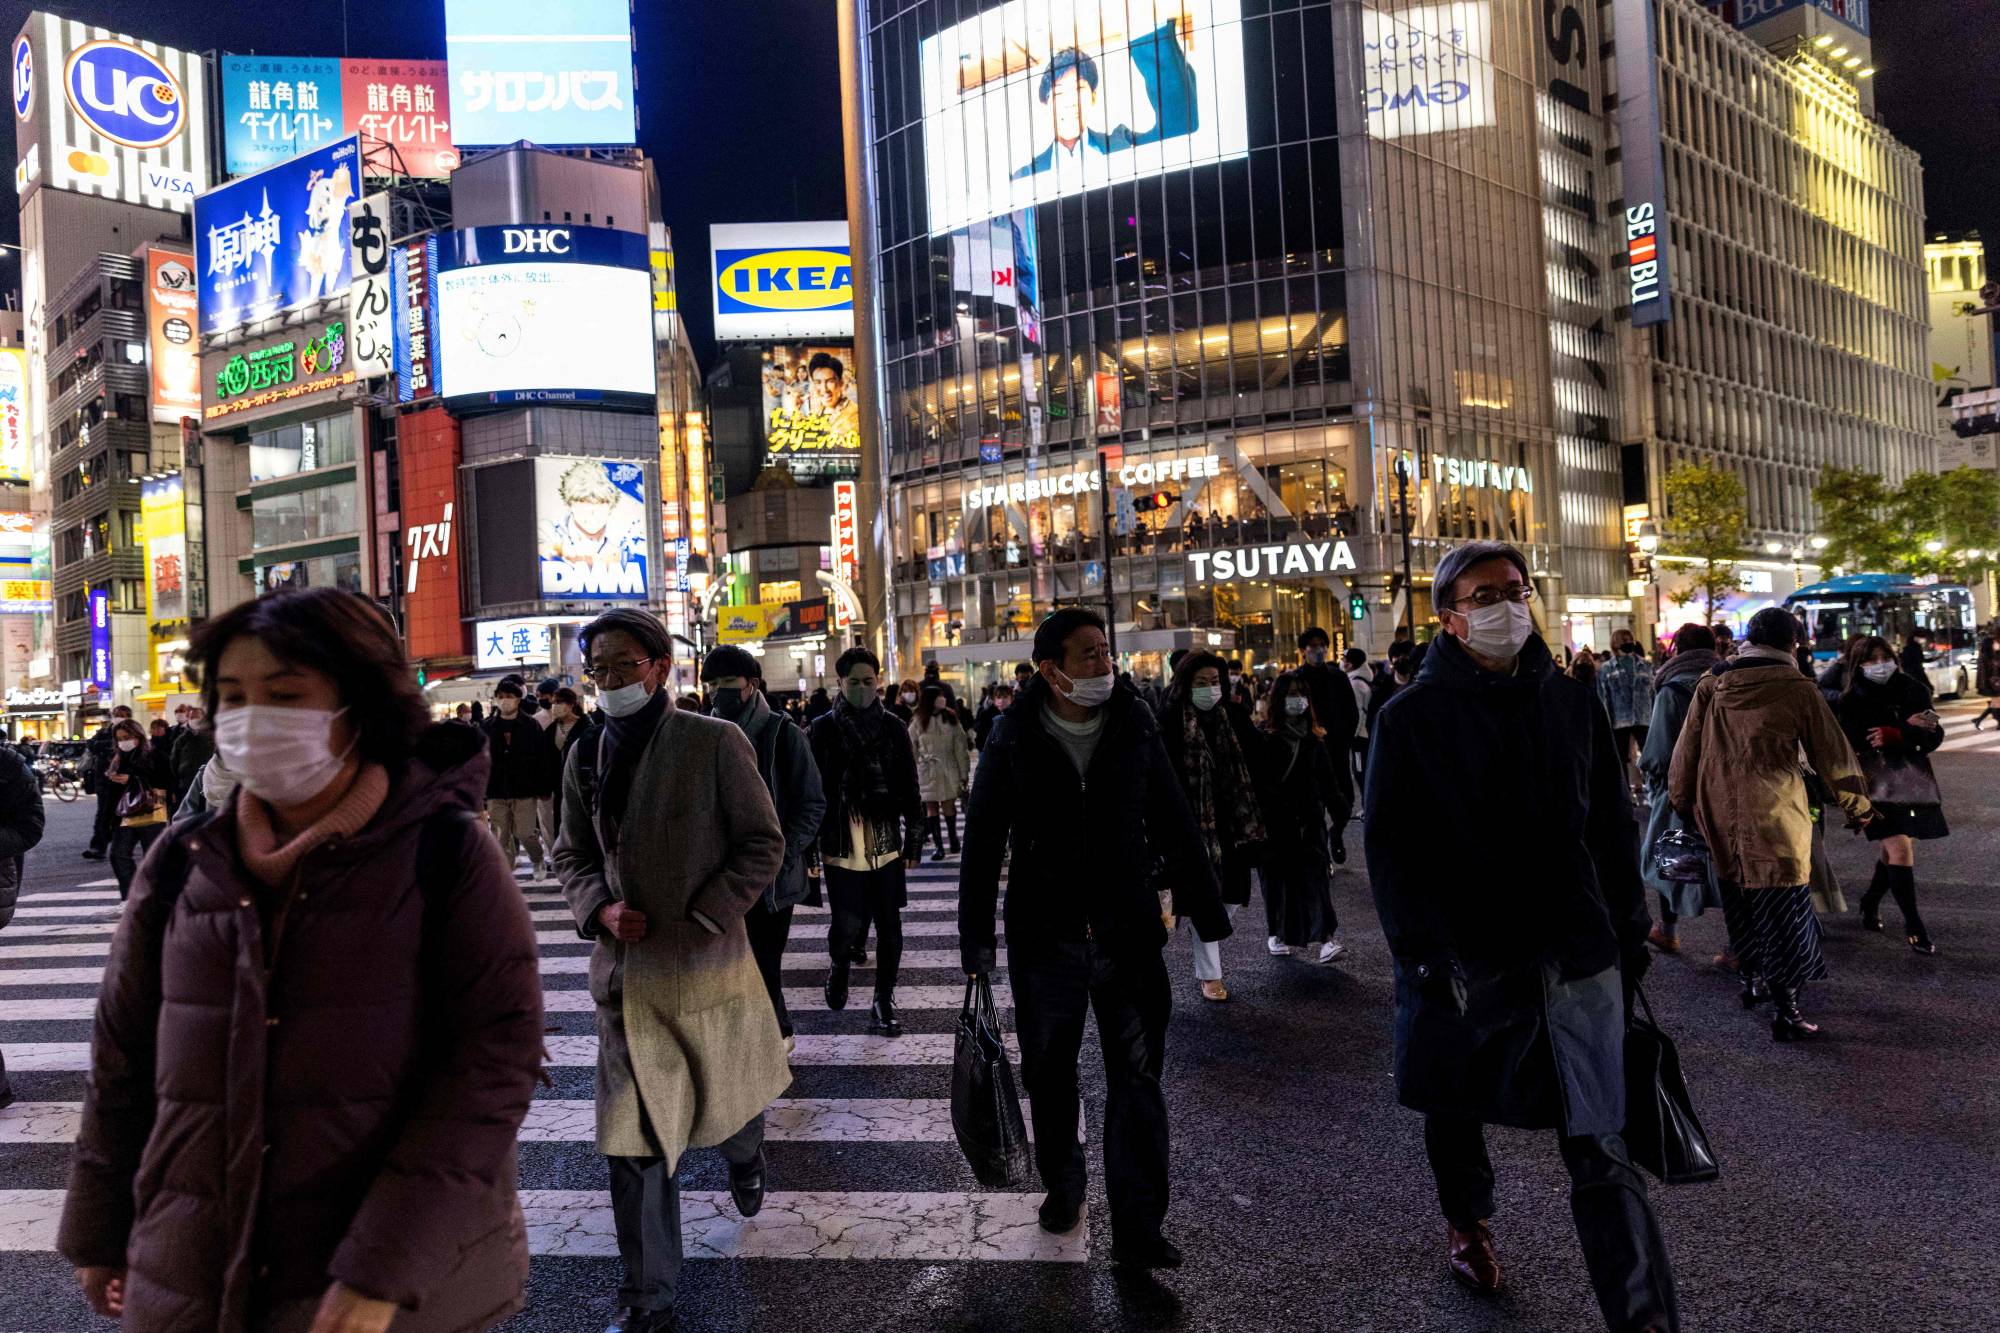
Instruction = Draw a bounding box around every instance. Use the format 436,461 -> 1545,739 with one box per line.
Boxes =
599,686 -> 668,823
1179,703 -> 1265,863
833,698 -> 899,821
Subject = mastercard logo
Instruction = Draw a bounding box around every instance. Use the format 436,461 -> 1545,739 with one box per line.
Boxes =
67,148 -> 111,178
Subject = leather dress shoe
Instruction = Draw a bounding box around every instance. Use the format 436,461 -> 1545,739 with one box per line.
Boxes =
603,1308 -> 680,1333
1447,1221 -> 1503,1293
825,965 -> 850,1012
1038,1191 -> 1082,1234
869,994 -> 903,1037
1111,1233 -> 1183,1269
728,1146 -> 767,1218
847,943 -> 868,965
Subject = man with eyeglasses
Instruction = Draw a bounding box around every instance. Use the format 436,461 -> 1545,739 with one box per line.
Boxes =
1364,541 -> 1676,1333
551,609 -> 788,1333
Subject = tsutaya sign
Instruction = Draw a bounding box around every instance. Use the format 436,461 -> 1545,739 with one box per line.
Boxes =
963,453 -> 1223,511
1188,539 -> 1356,584
1431,456 -> 1533,492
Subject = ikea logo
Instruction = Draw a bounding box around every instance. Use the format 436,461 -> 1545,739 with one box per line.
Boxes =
716,247 -> 853,314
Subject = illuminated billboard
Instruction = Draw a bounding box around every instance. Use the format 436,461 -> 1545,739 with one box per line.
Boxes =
711,221 -> 854,342
433,225 -> 655,406
194,135 -> 360,337
0,346 -> 31,482
761,344 -> 862,478
444,0 -> 636,148
536,457 -> 649,601
1360,3 -> 1495,140
140,474 -> 187,689
918,0 -> 1249,237
145,248 -> 199,424
221,56 -> 458,180
10,14 -> 210,211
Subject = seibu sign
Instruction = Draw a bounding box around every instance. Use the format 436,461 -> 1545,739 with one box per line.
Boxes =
1188,538 -> 1357,584
963,452 -> 1223,511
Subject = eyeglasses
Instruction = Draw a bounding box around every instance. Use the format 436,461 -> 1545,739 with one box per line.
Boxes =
1452,585 -> 1536,609
584,657 -> 654,686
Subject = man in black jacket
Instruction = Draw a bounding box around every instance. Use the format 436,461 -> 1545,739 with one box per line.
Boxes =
485,680 -> 559,880
960,607 -> 1230,1270
1365,541 -> 1675,1332
705,646 -> 827,1051
81,705 -> 133,860
0,742 -> 48,1106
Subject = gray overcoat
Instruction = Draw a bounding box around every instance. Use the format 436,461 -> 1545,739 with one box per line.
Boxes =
553,700 -> 790,1167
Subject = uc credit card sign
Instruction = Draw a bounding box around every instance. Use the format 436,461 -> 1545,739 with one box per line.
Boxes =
711,221 -> 854,342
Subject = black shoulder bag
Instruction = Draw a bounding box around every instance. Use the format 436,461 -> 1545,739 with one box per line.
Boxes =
1623,985 -> 1720,1184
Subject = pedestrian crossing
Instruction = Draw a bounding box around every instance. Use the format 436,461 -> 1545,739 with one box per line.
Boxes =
0,857 -> 1084,1282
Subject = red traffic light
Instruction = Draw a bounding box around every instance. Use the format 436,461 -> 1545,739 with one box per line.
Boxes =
1134,490 -> 1179,513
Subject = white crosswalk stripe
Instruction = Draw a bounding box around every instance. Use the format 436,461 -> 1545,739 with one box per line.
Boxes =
0,857 -> 1068,1274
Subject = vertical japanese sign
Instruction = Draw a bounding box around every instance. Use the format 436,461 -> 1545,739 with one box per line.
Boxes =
832,478 -> 860,630
685,412 -> 709,555
221,56 -> 342,177
88,588 -> 110,693
392,236 -> 438,402
347,193 -> 394,378
0,347 -> 30,482
1094,371 -> 1122,434
1614,0 -> 1673,328
140,475 -> 187,690
145,249 -> 200,424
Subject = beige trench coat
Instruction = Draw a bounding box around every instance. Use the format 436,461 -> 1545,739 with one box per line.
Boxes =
552,700 -> 790,1167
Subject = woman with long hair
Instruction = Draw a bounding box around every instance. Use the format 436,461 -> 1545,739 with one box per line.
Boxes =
1836,635 -> 1948,955
1159,651 -> 1265,1001
57,588 -> 545,1332
909,682 -> 972,857
102,718 -> 171,901
1252,672 -> 1347,965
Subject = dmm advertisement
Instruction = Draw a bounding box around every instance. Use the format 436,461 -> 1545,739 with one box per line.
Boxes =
762,344 -> 862,476
537,457 -> 649,601
434,225 -> 655,405
711,221 -> 854,342
145,248 -> 200,424
918,0 -> 1249,236
443,0 -> 636,147
195,134 -> 360,336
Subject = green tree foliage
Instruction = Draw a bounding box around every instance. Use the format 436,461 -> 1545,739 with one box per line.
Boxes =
1813,466 -> 2000,582
1661,462 -> 1748,622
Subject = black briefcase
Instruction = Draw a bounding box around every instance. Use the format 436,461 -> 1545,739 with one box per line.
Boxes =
1624,985 -> 1720,1185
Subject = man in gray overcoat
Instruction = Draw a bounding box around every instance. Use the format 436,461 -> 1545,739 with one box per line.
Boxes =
553,610 -> 788,1333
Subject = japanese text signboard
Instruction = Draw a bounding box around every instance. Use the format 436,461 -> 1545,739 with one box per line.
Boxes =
221,56 -> 457,179
194,134 -> 359,337
347,192 -> 394,378
145,248 -> 199,423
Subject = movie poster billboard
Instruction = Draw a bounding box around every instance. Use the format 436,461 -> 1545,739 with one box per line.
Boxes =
195,135 -> 360,336
918,0 -> 1250,236
535,457 -> 649,601
762,344 -> 862,479
146,248 -> 200,423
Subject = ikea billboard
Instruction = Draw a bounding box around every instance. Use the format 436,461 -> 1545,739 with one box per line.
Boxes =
710,221 -> 854,342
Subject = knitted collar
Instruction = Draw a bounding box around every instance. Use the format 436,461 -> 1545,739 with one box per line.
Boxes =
234,763 -> 392,888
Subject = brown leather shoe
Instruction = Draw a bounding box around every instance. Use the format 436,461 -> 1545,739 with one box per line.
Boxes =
1447,1221 -> 1502,1294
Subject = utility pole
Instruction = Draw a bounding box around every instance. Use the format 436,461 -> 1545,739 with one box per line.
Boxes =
1099,451 -> 1118,661
1394,452 -> 1415,636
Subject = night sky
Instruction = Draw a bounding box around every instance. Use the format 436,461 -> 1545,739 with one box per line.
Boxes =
0,0 -> 1992,360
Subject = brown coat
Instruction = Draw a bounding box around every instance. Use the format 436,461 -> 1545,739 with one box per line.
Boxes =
552,699 -> 789,1167
1667,658 -> 1872,890
57,727 -> 545,1332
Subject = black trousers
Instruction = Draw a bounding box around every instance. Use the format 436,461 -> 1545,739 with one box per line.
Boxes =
89,783 -> 120,853
746,900 -> 795,1037
1012,936 -> 1172,1243
825,863 -> 904,999
109,823 -> 164,901
607,1113 -> 763,1314
1423,1113 -> 1679,1333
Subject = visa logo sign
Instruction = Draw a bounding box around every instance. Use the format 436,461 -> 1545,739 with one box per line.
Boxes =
715,247 -> 853,314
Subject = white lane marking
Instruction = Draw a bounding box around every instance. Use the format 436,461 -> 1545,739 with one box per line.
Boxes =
12,891 -> 119,902
536,985 -> 1007,1015
6,905 -> 124,919
538,949 -> 999,975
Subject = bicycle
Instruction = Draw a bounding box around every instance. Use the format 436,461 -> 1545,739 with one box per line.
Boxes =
35,761 -> 79,803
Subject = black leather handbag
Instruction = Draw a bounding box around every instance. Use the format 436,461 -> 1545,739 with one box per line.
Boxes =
1624,985 -> 1719,1185
1860,750 -> 1942,809
951,976 -> 1031,1188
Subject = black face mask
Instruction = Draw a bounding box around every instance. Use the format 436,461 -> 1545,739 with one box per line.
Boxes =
710,689 -> 751,722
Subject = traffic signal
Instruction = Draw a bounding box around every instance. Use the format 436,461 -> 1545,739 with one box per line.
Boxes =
1349,593 -> 1368,620
1132,490 -> 1179,513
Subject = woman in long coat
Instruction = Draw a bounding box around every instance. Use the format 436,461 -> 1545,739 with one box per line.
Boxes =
1159,652 -> 1265,1001
59,588 -> 545,1333
908,683 -> 972,857
1252,672 -> 1347,966
1836,635 -> 1948,955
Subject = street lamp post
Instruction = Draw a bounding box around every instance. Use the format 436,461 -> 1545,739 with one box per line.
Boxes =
1636,520 -> 1662,637
1393,453 -> 1415,636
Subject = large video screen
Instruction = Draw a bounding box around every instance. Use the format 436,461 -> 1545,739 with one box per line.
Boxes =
919,0 -> 1249,237
433,225 -> 655,405
535,457 -> 649,601
444,0 -> 636,147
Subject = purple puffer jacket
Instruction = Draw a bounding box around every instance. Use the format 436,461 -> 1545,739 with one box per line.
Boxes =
57,724 -> 544,1332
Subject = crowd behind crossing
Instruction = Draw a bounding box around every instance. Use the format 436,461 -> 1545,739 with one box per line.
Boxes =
0,533 -> 1979,1332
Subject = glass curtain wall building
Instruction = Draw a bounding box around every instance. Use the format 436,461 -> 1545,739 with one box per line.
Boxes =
857,0 -> 1618,678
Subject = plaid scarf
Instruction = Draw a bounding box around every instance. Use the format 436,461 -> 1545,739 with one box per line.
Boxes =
1180,704 -> 1266,864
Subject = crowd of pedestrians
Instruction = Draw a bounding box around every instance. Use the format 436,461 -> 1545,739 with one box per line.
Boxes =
1,557 -> 1967,1333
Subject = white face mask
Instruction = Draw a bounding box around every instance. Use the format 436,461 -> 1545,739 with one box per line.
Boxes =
1052,667 -> 1115,708
116,738 -> 139,752
901,691 -> 918,705
1862,661 -> 1898,684
1284,694 -> 1311,716
1190,684 -> 1223,712
597,679 -> 654,718
1455,599 -> 1535,662
213,705 -> 353,808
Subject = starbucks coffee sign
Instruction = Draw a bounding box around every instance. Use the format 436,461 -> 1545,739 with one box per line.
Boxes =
1188,538 -> 1357,584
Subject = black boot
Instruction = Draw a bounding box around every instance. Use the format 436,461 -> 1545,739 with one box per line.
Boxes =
1885,863 -> 1936,955
926,814 -> 944,857
1738,974 -> 1770,1009
1858,861 -> 1888,933
1769,983 -> 1821,1041
825,961 -> 850,1012
869,993 -> 902,1037
946,814 -> 960,855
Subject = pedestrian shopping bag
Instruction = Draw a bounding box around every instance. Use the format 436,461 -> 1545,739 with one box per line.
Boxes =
951,975 -> 1031,1188
1623,985 -> 1719,1185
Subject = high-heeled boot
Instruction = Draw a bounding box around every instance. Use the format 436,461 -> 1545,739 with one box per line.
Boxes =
926,814 -> 944,857
946,812 -> 960,854
1769,983 -> 1821,1041
1884,863 -> 1936,955
1858,861 -> 1888,933
1738,975 -> 1770,1009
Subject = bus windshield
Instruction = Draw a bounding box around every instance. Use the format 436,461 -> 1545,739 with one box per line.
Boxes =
1794,599 -> 1864,658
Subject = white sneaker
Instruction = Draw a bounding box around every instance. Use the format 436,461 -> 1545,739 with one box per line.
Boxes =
1309,940 -> 1347,966
783,1034 -> 797,1058
1266,935 -> 1290,957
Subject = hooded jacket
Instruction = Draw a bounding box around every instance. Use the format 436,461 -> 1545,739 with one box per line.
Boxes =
1668,657 -> 1872,890
959,676 -> 1229,972
58,725 -> 545,1331
1638,648 -> 1719,909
